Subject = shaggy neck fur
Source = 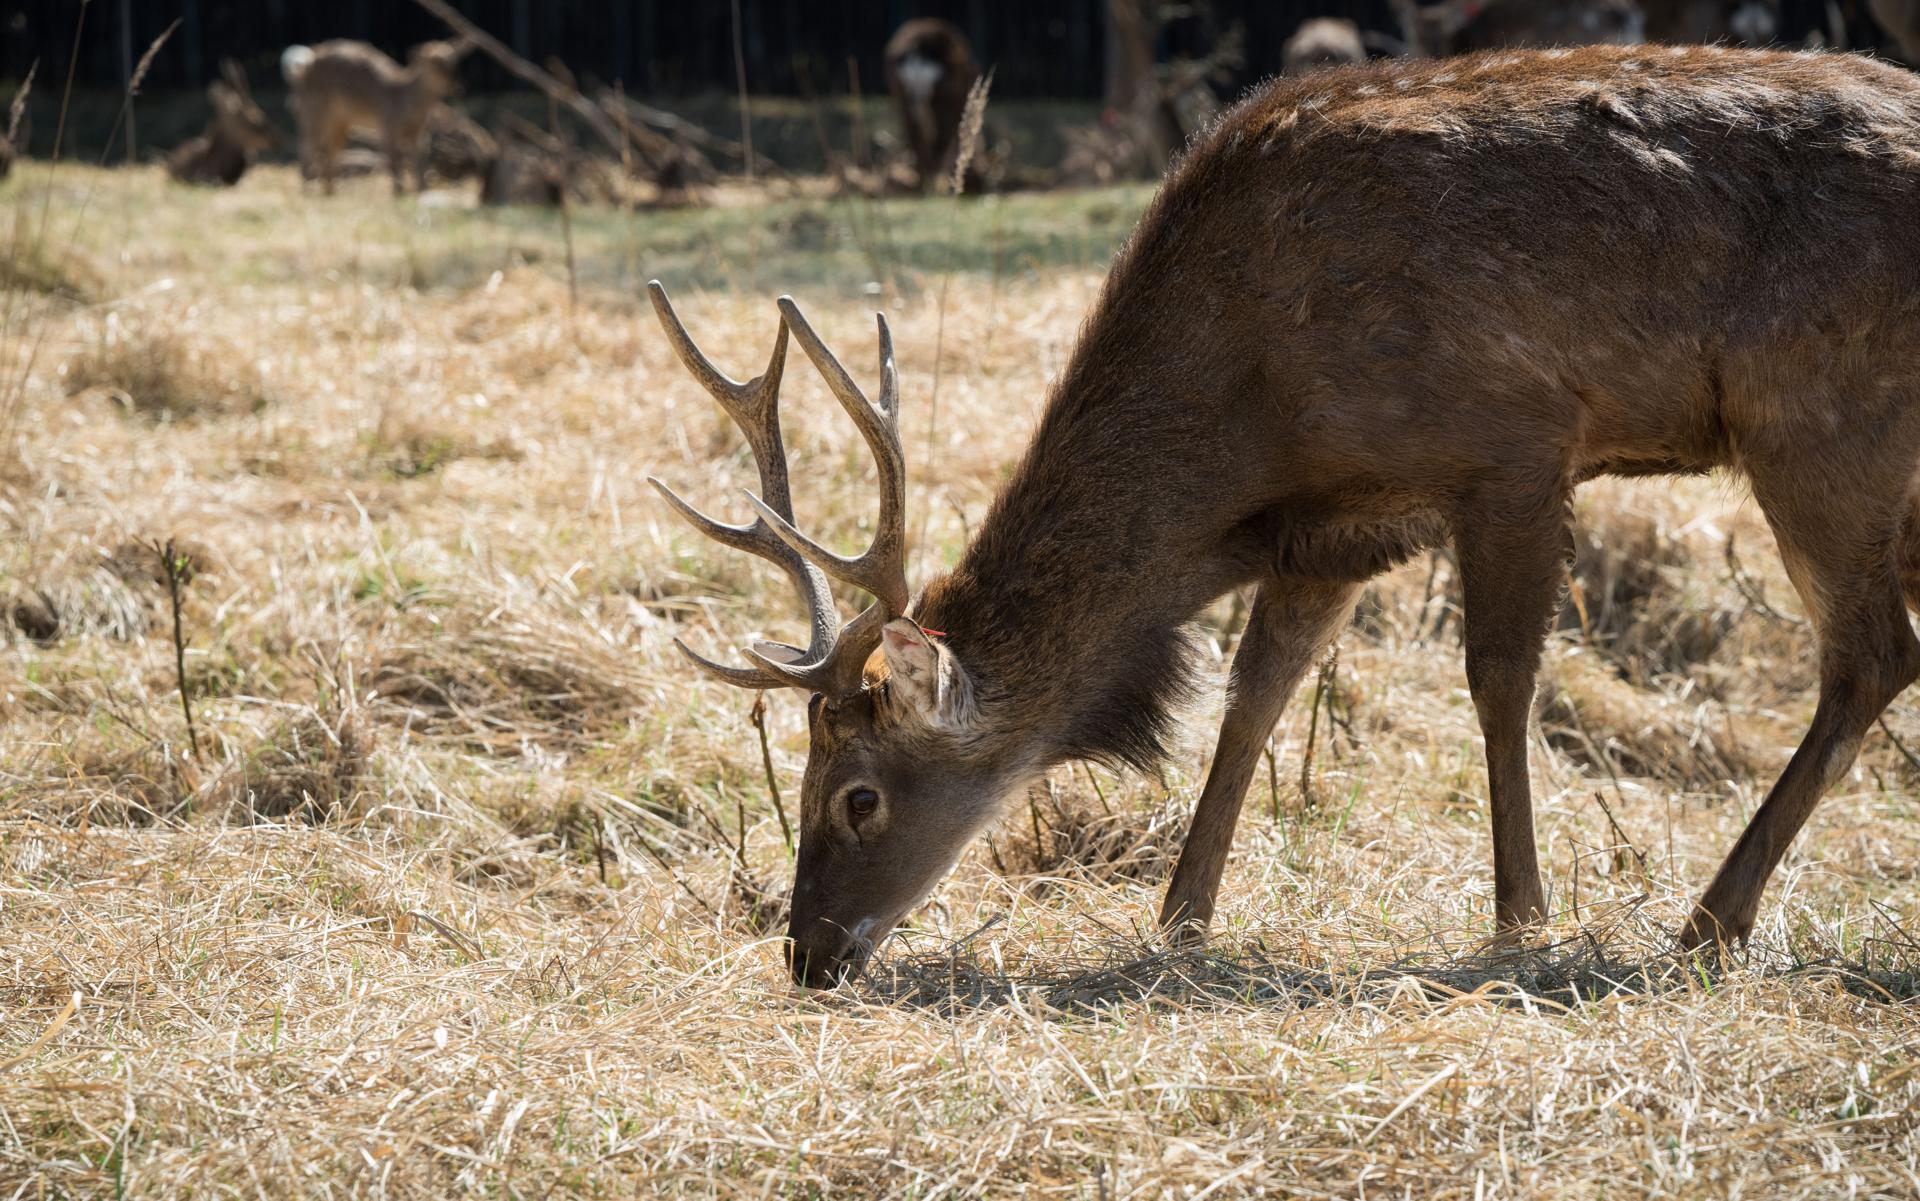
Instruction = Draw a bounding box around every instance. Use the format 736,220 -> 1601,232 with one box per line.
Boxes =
910,119 -> 1324,776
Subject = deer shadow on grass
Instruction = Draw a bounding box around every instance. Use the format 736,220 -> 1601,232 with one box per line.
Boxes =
850,917 -> 1920,1016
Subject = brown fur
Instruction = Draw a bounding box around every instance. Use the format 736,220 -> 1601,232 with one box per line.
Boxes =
883,18 -> 980,193
722,45 -> 1920,985
284,38 -> 468,196
167,64 -> 275,187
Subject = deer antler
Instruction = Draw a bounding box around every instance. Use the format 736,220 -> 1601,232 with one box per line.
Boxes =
745,298 -> 910,617
220,58 -> 251,101
646,281 -> 910,696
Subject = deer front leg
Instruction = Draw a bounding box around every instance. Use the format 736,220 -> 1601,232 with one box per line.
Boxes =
387,134 -> 411,196
1160,575 -> 1362,943
1453,501 -> 1572,934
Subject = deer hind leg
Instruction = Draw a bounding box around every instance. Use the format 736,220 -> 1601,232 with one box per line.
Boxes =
1682,466 -> 1920,950
1453,493 -> 1572,934
289,99 -> 314,189
1160,574 -> 1362,943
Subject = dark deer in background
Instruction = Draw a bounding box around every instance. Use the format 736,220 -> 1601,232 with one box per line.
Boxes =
1871,0 -> 1920,60
0,82 -> 32,183
166,61 -> 276,187
653,45 -> 1920,987
884,18 -> 981,193
1641,0 -> 1779,44
1282,19 -> 1368,75
1393,0 -> 1646,55
282,38 -> 471,195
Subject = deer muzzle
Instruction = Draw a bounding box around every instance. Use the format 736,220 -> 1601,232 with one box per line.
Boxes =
785,861 -> 890,988
784,915 -> 872,988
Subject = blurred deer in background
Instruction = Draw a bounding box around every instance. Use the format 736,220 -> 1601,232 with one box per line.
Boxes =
281,37 -> 471,195
1395,0 -> 1786,55
652,45 -> 1920,987
166,60 -> 276,187
1282,19 -> 1368,75
883,18 -> 980,192
1641,0 -> 1779,43
1393,0 -> 1646,55
0,80 -> 31,182
1870,0 -> 1920,60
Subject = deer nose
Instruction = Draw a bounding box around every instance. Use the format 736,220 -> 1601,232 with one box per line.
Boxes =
785,928 -> 868,988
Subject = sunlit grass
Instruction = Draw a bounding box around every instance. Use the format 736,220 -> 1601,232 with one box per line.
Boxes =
1,164 -> 1917,1198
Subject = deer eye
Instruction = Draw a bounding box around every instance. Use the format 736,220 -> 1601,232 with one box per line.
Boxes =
846,788 -> 880,821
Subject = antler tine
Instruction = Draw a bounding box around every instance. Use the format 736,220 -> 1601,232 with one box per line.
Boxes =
768,298 -> 912,617
743,601 -> 888,697
648,280 -> 797,515
648,281 -> 844,691
671,636 -> 807,691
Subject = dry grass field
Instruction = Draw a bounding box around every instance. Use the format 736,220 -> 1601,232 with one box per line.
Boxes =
3,162 -> 1919,1198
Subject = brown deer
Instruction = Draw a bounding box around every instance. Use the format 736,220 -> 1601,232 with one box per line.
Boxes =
1393,0 -> 1646,56
1641,1 -> 1779,44
651,44 -> 1920,987
1870,0 -> 1920,61
166,61 -> 276,187
883,18 -> 981,192
281,37 -> 471,195
1282,19 -> 1368,75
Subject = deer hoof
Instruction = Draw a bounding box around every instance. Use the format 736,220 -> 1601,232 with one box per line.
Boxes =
1676,908 -> 1748,960
1158,898 -> 1213,949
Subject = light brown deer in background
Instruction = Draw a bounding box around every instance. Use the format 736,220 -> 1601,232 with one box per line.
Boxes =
166,60 -> 276,187
281,37 -> 470,195
652,44 -> 1920,987
1281,19 -> 1368,75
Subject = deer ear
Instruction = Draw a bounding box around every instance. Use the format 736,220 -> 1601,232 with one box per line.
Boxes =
881,618 -> 972,728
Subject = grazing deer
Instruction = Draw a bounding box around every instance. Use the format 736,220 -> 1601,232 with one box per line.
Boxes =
652,44 -> 1920,987
883,18 -> 981,192
1870,0 -> 1920,61
281,37 -> 471,195
166,61 -> 276,187
1282,19 -> 1368,75
1394,0 -> 1645,56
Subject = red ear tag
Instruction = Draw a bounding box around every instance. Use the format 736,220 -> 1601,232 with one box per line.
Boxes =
918,627 -> 947,638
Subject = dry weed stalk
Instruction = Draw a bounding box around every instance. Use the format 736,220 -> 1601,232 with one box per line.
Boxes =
925,72 -> 994,516
155,539 -> 201,761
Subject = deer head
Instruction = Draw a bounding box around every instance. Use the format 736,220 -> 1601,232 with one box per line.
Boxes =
648,283 -> 1030,988
410,39 -> 471,99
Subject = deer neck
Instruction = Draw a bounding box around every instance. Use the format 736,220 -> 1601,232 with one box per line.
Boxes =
915,370 -> 1269,774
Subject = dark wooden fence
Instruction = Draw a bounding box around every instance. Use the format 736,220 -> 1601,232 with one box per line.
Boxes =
0,0 -> 1882,100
